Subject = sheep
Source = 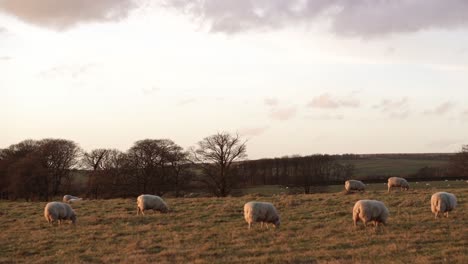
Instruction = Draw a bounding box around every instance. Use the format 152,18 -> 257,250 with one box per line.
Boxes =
243,201 -> 280,229
136,194 -> 169,215
431,192 -> 457,219
44,202 -> 76,225
63,195 -> 83,204
353,200 -> 389,227
387,177 -> 410,192
345,180 -> 366,193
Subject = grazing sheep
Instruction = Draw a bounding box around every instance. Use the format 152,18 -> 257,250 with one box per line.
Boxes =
243,201 -> 280,229
431,192 -> 457,219
44,202 -> 76,225
345,180 -> 366,193
387,177 -> 410,192
353,200 -> 389,227
63,195 -> 83,203
137,194 -> 169,215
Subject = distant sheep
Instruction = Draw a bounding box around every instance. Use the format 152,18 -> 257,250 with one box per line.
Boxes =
137,194 -> 169,215
353,200 -> 389,227
63,195 -> 83,204
243,201 -> 280,229
44,202 -> 76,225
387,177 -> 409,192
345,180 -> 366,193
431,192 -> 457,219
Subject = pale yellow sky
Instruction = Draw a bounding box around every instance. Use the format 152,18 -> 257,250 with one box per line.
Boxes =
2,1 -> 468,158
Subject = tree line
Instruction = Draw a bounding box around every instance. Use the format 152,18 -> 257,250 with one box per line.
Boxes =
0,133 -> 247,200
1,134 -> 467,200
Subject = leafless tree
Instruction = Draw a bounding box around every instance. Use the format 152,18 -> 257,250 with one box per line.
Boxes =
7,153 -> 48,200
82,149 -> 123,199
38,139 -> 81,196
128,139 -> 182,195
0,140 -> 47,200
191,132 -> 247,197
166,146 -> 193,197
297,155 -> 335,194
449,145 -> 468,177
83,149 -> 109,171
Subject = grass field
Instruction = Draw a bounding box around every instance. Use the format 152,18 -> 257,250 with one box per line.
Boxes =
0,180 -> 467,263
345,158 -> 450,177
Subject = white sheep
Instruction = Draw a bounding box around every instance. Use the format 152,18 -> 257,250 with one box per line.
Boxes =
345,180 -> 366,193
136,194 -> 169,215
44,202 -> 76,225
243,201 -> 280,229
431,192 -> 457,219
63,195 -> 83,204
387,177 -> 410,192
353,200 -> 389,227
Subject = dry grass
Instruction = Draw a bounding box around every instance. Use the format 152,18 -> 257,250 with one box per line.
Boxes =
0,183 -> 467,263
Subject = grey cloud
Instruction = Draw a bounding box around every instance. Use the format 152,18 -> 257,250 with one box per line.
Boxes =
423,101 -> 456,115
39,63 -> 96,79
385,47 -> 396,55
142,86 -> 160,95
461,109 -> 468,120
178,98 -> 197,106
305,114 -> 344,120
373,98 -> 409,112
307,93 -> 359,109
264,97 -> 279,106
0,0 -> 138,30
239,126 -> 269,137
389,110 -> 410,120
373,97 -> 410,119
269,106 -> 297,121
165,0 -> 468,36
331,0 -> 468,37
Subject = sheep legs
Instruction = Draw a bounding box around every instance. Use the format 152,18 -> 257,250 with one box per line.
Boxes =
137,207 -> 145,216
434,211 -> 450,219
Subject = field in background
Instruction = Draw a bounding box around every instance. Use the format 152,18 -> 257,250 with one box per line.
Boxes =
345,157 -> 450,178
1,180 -> 466,263
68,156 -> 452,196
239,179 -> 467,196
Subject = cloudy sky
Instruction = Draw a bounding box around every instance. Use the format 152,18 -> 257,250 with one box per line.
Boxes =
2,0 -> 468,159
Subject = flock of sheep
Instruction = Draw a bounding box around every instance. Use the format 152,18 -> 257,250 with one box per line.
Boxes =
43,177 -> 458,229
346,177 -> 457,227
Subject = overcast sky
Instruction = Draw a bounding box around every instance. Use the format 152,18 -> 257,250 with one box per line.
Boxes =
2,0 -> 468,159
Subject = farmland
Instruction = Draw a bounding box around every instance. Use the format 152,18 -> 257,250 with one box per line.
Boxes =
0,180 -> 467,263
346,157 -> 450,178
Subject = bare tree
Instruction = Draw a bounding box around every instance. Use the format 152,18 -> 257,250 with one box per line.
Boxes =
82,149 -> 115,199
0,141 -> 38,199
7,153 -> 48,200
38,139 -> 81,196
128,139 -> 182,195
166,146 -> 193,197
299,155 -> 335,194
0,140 -> 48,200
88,150 -> 133,198
83,149 -> 109,171
191,132 -> 247,197
449,145 -> 468,177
